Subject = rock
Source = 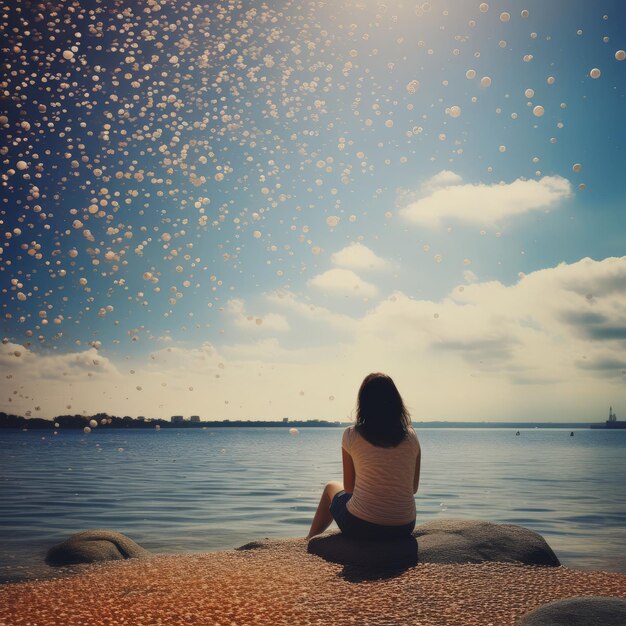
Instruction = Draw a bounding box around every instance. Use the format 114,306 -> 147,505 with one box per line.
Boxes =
307,518 -> 560,568
517,596 -> 626,626
46,530 -> 152,567
413,519 -> 560,566
308,533 -> 418,569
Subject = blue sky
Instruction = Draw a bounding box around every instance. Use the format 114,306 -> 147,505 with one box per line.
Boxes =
1,0 -> 625,421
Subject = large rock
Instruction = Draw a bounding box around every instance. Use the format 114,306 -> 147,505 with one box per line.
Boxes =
307,518 -> 560,568
308,533 -> 418,569
413,519 -> 560,566
517,597 -> 626,626
46,530 -> 152,566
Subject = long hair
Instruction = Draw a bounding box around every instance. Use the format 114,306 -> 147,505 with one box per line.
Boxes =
355,373 -> 411,447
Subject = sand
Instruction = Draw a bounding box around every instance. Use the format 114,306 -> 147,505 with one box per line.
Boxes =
1,538 -> 625,626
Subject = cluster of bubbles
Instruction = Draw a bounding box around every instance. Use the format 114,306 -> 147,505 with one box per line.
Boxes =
0,0 -> 622,414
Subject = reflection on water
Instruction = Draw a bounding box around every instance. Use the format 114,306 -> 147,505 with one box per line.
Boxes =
1,427 -> 625,581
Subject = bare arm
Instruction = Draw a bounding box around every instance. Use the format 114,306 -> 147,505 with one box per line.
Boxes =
413,445 -> 421,494
342,447 -> 356,493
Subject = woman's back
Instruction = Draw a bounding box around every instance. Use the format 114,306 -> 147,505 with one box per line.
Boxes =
342,425 -> 420,525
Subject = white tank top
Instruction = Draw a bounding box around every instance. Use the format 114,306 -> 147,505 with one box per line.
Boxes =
342,425 -> 419,525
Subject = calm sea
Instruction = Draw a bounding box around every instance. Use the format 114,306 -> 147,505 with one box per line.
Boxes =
1,427 -> 625,583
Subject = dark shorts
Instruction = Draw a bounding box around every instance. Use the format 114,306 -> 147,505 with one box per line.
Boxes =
329,490 -> 416,540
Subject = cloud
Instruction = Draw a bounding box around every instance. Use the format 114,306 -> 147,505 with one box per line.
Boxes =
421,169 -> 463,190
265,290 -> 356,332
400,172 -> 572,227
331,243 -> 389,271
576,355 -> 626,375
4,257 -> 626,423
0,343 -> 119,381
226,298 -> 290,332
308,268 -> 378,298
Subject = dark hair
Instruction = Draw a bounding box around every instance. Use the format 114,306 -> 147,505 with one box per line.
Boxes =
355,373 -> 411,447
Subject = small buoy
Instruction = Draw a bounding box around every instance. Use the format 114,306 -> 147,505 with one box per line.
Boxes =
516,430 -> 520,436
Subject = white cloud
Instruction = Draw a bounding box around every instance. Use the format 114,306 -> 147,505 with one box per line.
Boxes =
331,243 -> 389,271
0,343 -> 119,381
4,257 -> 625,424
308,268 -> 378,298
400,172 -> 572,227
265,290 -> 356,332
226,298 -> 290,332
422,169 -> 463,190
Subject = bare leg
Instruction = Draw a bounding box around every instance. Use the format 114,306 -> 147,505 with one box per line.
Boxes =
306,480 -> 343,539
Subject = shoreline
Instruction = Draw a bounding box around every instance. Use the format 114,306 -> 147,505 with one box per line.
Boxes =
4,543 -> 626,587
2,538 -> 625,626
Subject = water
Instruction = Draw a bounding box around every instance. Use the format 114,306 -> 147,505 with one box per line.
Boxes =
1,427 -> 625,583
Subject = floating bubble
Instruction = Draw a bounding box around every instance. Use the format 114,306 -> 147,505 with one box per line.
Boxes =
326,216 -> 340,228
480,76 -> 492,88
616,50 -> 626,61
89,419 -> 97,428
525,88 -> 534,98
448,105 -> 462,118
590,68 -> 601,79
16,160 -> 28,171
83,426 -> 91,434
465,69 -> 476,80
406,80 -> 420,93
479,3 -> 489,13
62,50 -> 74,60
499,145 -> 506,152
521,9 -> 529,18
533,105 -> 544,117
500,12 -> 510,22
547,76 -> 555,85
155,424 -> 161,430
573,163 -> 582,173
289,427 -> 299,436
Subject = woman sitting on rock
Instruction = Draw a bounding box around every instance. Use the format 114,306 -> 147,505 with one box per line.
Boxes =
307,372 -> 421,539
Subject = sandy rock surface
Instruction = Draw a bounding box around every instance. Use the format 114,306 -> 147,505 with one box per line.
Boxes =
2,537 -> 625,626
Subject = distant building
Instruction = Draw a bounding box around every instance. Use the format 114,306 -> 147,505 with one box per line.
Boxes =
190,415 -> 200,423
171,415 -> 184,423
282,417 -> 289,423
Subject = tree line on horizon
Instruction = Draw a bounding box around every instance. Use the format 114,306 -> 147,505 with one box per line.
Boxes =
0,412 -> 344,429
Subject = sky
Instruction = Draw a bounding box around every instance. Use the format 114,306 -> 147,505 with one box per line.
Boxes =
1,0 -> 625,422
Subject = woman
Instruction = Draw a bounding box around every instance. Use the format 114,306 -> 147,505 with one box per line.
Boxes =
307,372 -> 421,539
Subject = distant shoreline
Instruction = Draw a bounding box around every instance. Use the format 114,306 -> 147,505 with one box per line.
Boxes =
0,411 -> 609,429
